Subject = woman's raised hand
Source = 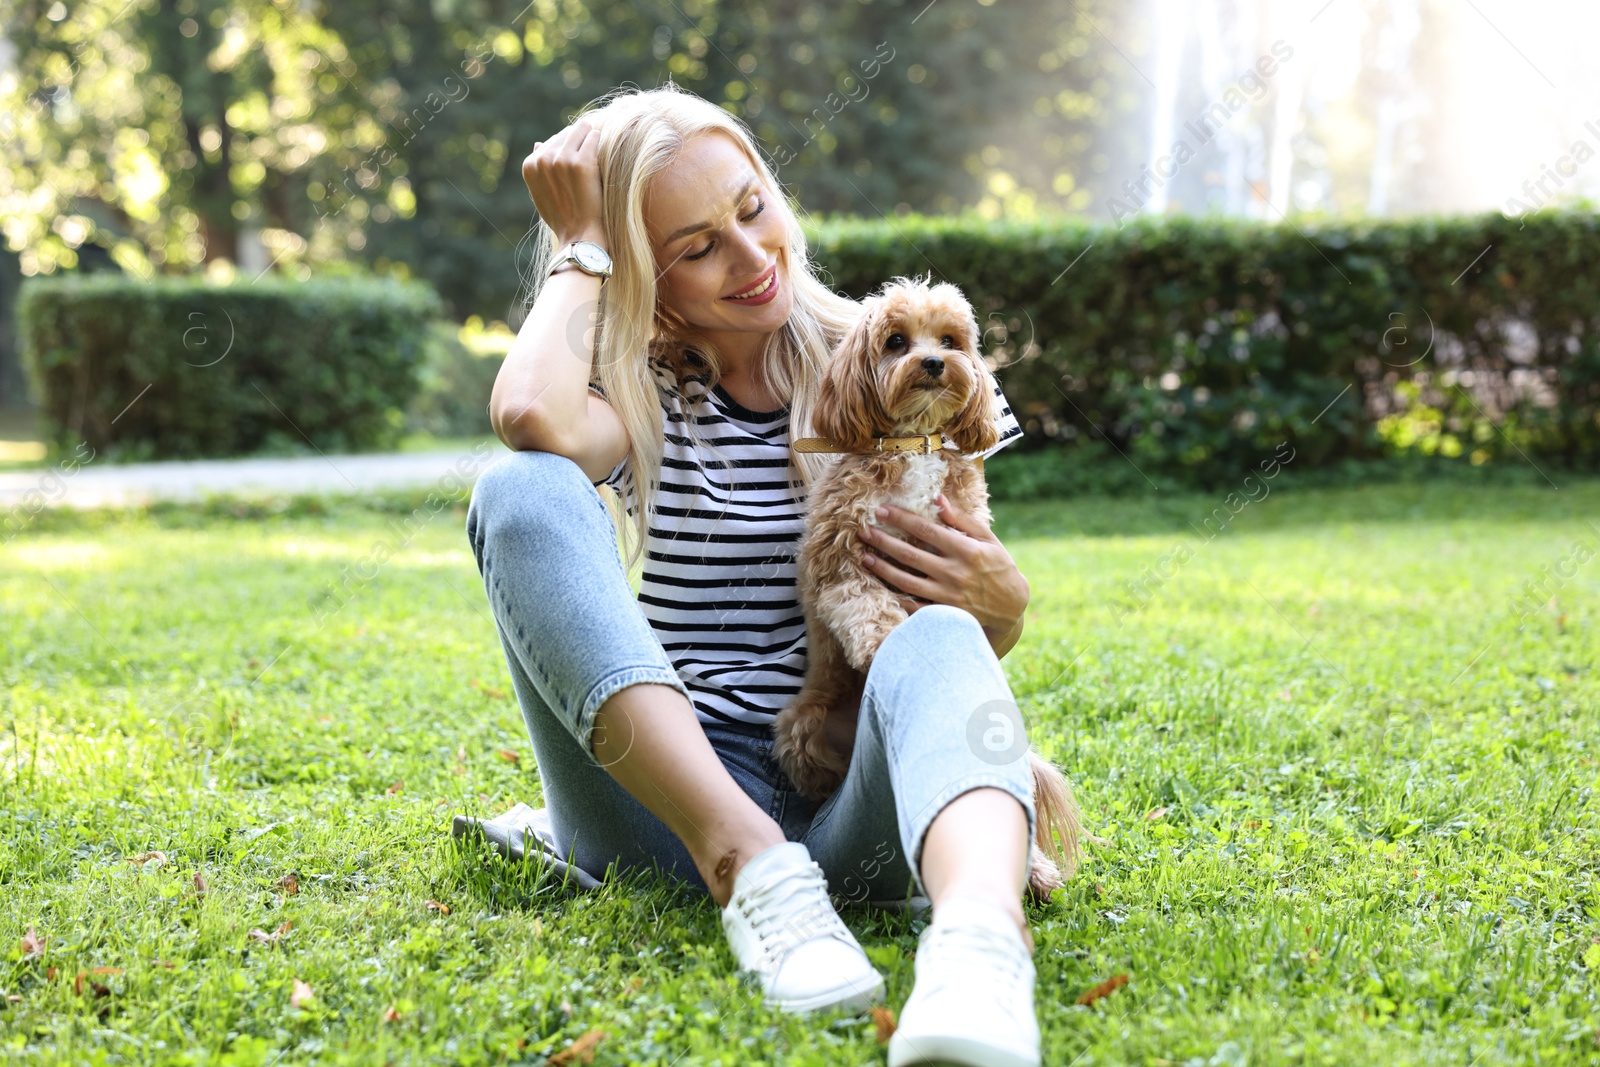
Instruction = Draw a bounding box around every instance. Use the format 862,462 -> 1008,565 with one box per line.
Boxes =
522,116 -> 608,248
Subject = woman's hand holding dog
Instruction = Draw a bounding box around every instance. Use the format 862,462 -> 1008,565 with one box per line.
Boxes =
859,494 -> 1029,650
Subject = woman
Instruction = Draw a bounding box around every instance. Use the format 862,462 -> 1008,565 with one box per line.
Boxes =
466,83 -> 1046,1067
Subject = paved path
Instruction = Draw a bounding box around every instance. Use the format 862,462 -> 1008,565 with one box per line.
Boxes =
0,444 -> 513,511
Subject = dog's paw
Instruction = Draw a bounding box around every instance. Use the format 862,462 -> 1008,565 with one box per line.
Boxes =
773,715 -> 851,804
838,617 -> 897,673
799,766 -> 847,805
784,748 -> 857,806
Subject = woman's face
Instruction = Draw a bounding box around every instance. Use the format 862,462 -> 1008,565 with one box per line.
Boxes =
644,131 -> 793,348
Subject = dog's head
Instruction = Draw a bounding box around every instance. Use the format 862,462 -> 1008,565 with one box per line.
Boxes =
815,275 -> 1000,456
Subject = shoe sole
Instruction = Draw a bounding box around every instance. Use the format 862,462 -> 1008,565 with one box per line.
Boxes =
767,972 -> 886,1016
887,1030 -> 1039,1067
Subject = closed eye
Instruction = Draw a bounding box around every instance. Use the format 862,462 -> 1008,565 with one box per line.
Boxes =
686,198 -> 766,261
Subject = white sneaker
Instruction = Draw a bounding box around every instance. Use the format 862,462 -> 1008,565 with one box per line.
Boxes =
720,841 -> 887,1015
887,895 -> 1041,1067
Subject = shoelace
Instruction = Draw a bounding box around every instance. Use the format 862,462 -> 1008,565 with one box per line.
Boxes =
915,914 -> 1031,995
734,860 -> 851,972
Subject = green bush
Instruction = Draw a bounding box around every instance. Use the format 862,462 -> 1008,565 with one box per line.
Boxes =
806,207 -> 1600,487
403,320 -> 504,440
18,273 -> 442,461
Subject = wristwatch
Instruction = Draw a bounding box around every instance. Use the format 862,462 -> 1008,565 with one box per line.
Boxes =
549,239 -> 613,280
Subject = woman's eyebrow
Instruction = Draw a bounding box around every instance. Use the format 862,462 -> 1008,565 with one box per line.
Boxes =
663,176 -> 760,245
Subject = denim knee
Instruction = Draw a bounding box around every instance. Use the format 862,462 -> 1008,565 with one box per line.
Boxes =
467,450 -> 607,570
867,603 -> 987,697
903,603 -> 985,638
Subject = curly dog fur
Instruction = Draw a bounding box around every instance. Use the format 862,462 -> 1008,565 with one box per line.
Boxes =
772,274 -> 1083,903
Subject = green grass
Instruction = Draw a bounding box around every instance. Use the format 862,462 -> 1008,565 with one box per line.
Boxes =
3,480 -> 1599,1065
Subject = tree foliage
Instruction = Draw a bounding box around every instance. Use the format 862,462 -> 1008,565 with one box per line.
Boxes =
2,0 -> 1140,323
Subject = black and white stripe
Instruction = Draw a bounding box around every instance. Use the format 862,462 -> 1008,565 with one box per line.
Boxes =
593,354 -> 1024,728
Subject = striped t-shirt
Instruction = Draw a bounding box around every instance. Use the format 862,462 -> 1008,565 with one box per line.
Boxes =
592,351 -> 1024,728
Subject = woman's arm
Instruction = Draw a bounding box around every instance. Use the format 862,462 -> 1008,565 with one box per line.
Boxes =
491,117 -> 610,452
987,613 -> 1025,660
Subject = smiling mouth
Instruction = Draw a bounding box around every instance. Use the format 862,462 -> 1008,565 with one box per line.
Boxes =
723,264 -> 777,300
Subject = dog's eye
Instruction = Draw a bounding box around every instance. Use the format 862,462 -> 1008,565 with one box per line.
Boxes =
885,333 -> 906,351
940,335 -> 955,348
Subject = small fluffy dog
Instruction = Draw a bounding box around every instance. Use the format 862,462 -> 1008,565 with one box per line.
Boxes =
773,275 -> 1083,903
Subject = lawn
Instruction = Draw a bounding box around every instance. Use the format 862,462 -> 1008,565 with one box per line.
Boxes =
3,479 -> 1598,1066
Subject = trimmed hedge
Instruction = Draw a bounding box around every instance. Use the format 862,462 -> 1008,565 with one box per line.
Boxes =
806,208 -> 1600,487
18,274 -> 442,460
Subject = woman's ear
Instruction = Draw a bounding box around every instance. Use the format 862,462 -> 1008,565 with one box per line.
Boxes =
816,301 -> 888,452
946,358 -> 1001,456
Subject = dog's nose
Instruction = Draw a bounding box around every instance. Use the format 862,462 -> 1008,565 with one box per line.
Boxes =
921,356 -> 944,377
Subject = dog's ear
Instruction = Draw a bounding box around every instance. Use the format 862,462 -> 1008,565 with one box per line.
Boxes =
937,295 -> 1000,456
946,357 -> 1002,457
816,300 -> 889,452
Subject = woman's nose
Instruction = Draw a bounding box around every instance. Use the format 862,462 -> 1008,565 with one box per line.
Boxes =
727,226 -> 767,273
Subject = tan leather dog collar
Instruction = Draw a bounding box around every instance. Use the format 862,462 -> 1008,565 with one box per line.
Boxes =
791,433 -> 946,455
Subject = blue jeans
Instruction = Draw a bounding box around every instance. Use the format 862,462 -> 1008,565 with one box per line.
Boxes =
464,449 -> 1037,904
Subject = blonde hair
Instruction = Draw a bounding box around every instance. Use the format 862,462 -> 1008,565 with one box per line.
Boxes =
514,82 -> 861,574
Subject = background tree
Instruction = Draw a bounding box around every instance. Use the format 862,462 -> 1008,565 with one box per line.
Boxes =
0,0 -> 1138,323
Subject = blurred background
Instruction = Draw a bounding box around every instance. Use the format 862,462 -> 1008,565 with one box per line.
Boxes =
2,0 -> 1597,474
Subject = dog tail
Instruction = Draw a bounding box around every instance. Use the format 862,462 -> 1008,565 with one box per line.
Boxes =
1025,751 -> 1083,903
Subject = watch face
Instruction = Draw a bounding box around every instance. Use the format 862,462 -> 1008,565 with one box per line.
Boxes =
573,242 -> 611,272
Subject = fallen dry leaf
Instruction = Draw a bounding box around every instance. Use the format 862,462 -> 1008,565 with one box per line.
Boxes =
871,1004 -> 898,1043
193,871 -> 208,897
5,995 -> 19,1003
248,921 -> 294,946
547,1028 -> 608,1065
496,749 -> 520,765
290,978 -> 315,1009
20,925 -> 44,960
470,679 -> 509,701
383,1003 -> 402,1023
425,900 -> 451,916
1076,973 -> 1129,1007
387,782 -> 404,795
277,874 -> 299,896
1145,807 -> 1168,821
453,746 -> 467,775
154,960 -> 175,969
125,851 -> 168,867
73,968 -> 122,997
